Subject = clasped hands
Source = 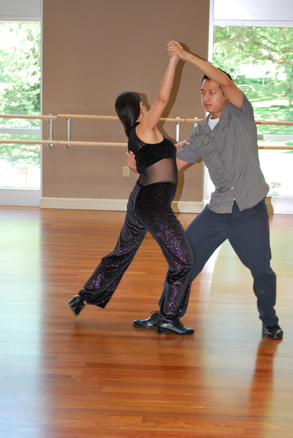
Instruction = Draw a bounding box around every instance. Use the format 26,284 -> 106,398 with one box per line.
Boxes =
167,40 -> 188,61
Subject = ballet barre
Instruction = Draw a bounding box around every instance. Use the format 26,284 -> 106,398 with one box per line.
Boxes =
1,113 -> 293,150
1,139 -> 293,150
0,139 -> 127,147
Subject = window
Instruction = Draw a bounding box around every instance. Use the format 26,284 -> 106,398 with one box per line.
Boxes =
0,22 -> 41,189
207,25 -> 293,198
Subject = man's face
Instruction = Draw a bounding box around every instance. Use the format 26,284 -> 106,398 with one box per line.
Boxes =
201,79 -> 228,118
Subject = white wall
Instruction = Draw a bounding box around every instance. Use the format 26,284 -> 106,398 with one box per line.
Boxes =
0,0 -> 41,21
214,0 -> 293,23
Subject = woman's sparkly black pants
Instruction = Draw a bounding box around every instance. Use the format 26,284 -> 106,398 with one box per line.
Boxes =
79,181 -> 195,322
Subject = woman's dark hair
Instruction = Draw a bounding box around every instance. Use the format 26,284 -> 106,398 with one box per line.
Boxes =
201,68 -> 233,86
115,92 -> 141,137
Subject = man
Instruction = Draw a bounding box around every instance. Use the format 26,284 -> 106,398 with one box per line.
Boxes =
131,41 -> 283,340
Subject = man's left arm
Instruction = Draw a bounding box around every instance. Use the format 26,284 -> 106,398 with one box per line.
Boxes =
221,80 -> 243,109
167,41 -> 244,108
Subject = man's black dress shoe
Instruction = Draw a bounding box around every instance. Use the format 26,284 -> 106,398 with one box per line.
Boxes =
69,295 -> 85,316
263,323 -> 283,340
133,311 -> 159,328
157,318 -> 194,335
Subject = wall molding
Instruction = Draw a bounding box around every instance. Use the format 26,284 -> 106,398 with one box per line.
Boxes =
0,189 -> 41,207
1,194 -> 291,214
40,197 -> 128,211
172,201 -> 205,214
37,196 -> 293,214
266,196 -> 293,215
40,197 -> 205,213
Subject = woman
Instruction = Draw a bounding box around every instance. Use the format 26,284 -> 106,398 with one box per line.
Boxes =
69,47 -> 195,335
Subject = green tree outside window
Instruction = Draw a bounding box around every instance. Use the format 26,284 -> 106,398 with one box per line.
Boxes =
211,26 -> 293,196
0,22 -> 41,188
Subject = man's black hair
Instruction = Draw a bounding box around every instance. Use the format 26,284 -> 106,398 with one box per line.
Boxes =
201,68 -> 233,86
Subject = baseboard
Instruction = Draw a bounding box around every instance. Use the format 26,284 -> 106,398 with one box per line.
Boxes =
172,201 -> 205,213
3,194 -> 291,214
266,196 -> 293,214
0,189 -> 41,207
40,197 -> 128,211
40,197 -> 205,213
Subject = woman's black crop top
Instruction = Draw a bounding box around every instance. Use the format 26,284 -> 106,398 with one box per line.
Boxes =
128,122 -> 177,186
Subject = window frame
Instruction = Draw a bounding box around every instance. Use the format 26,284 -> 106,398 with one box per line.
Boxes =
0,0 -> 42,206
205,0 -> 293,214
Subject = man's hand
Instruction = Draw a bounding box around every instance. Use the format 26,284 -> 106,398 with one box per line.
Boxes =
167,41 -> 189,62
126,151 -> 138,174
176,140 -> 190,152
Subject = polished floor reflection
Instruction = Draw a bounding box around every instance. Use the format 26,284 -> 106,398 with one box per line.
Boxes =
0,207 -> 292,438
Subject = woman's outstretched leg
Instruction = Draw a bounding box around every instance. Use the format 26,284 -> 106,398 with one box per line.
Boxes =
69,183 -> 147,314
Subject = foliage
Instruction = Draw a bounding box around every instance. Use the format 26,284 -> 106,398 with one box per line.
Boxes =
0,22 -> 41,165
213,26 -> 293,104
0,22 -> 41,117
0,134 -> 40,165
213,26 -> 293,146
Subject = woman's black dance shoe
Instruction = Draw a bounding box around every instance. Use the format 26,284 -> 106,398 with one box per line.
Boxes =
157,318 -> 194,335
68,295 -> 85,316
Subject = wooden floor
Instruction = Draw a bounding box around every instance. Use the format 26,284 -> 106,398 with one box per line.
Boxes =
1,206 -> 293,438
